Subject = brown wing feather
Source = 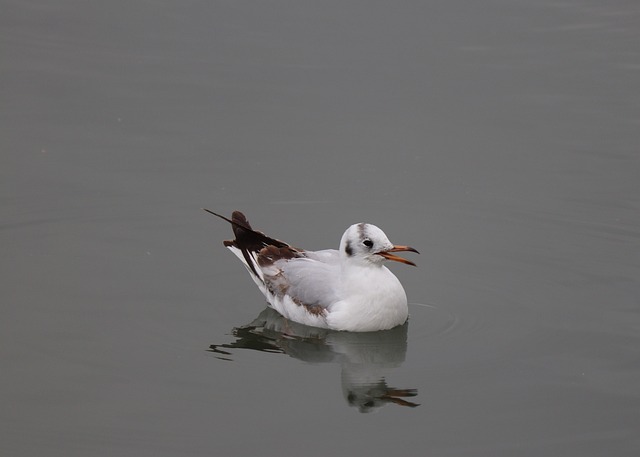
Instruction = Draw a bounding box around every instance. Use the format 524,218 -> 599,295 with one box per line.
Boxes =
206,210 -> 332,319
204,209 -> 289,250
204,209 -> 302,278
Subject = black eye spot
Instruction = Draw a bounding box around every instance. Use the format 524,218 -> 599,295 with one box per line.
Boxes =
363,239 -> 373,248
345,241 -> 353,256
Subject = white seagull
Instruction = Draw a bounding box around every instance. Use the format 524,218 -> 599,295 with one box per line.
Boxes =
205,210 -> 419,332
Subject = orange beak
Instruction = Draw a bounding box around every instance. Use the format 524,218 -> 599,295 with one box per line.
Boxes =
378,245 -> 420,266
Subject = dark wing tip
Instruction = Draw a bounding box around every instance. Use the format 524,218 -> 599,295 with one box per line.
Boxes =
203,208 -> 251,231
203,208 -> 227,221
204,209 -> 290,251
231,210 -> 249,226
203,208 -> 247,227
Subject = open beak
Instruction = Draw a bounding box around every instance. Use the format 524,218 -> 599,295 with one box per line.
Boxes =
378,245 -> 420,266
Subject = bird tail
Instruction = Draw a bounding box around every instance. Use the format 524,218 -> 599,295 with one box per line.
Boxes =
203,209 -> 289,282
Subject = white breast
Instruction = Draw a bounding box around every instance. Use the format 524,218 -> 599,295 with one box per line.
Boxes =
326,265 -> 408,332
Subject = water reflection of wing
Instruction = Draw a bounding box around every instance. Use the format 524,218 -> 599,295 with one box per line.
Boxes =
209,307 -> 419,412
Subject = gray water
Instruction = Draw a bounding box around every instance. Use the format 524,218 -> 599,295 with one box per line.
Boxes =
2,1 -> 639,456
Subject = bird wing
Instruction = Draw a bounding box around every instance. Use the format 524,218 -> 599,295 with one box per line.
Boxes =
267,249 -> 341,309
205,209 -> 295,282
205,209 -> 342,311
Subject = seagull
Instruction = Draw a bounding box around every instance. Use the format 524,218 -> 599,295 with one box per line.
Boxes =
204,209 -> 419,332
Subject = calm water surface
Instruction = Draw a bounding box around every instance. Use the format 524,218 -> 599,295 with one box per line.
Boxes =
2,1 -> 639,456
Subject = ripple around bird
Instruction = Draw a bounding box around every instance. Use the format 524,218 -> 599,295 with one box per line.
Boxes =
407,302 -> 462,340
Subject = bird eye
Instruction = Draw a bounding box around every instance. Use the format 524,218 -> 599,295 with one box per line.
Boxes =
363,239 -> 373,248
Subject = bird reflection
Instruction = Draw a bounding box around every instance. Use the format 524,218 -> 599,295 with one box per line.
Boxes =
209,307 -> 419,413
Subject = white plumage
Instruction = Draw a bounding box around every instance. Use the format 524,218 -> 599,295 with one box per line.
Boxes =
206,210 -> 418,332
